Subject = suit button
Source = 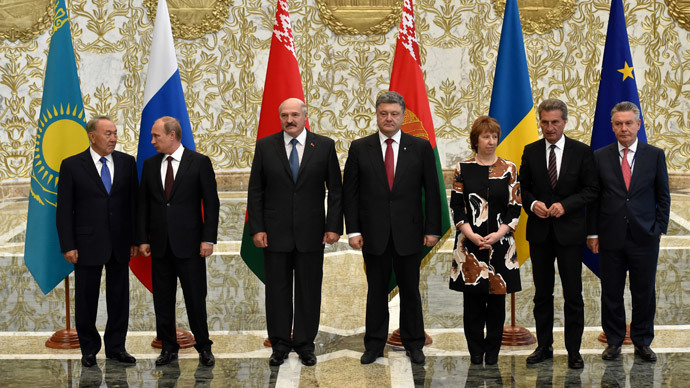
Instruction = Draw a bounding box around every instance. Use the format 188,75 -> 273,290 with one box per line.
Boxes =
166,203 -> 170,207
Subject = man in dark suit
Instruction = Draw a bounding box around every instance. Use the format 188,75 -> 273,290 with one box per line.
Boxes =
343,91 -> 442,366
519,98 -> 599,369
137,116 -> 219,367
247,98 -> 343,367
587,101 -> 670,362
56,116 -> 138,367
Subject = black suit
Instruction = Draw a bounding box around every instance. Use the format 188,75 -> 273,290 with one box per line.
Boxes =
56,148 -> 138,356
137,147 -> 219,353
343,131 -> 441,352
519,136 -> 598,353
247,130 -> 343,354
588,141 -> 670,347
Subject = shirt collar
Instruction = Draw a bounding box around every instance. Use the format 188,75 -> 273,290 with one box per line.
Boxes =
90,147 -> 112,164
379,129 -> 401,144
284,129 -> 307,146
618,138 -> 638,153
167,144 -> 184,161
546,135 -> 566,150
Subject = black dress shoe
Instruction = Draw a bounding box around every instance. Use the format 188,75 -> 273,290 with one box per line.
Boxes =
470,354 -> 483,365
406,349 -> 425,365
106,351 -> 136,364
269,350 -> 288,366
568,352 -> 584,369
360,350 -> 383,365
602,344 -> 621,361
298,351 -> 317,366
199,349 -> 215,366
81,354 -> 97,367
484,354 -> 498,365
156,351 -> 178,366
634,345 -> 657,362
526,346 -> 553,364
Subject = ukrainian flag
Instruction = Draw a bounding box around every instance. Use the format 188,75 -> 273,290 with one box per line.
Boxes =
489,0 -> 539,266
25,0 -> 89,294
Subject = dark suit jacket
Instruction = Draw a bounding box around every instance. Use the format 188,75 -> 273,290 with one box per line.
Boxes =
57,148 -> 138,265
343,131 -> 442,256
247,130 -> 343,252
519,136 -> 599,245
588,141 -> 670,250
137,147 -> 220,259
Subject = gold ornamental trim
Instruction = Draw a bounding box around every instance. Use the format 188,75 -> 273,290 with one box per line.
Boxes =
144,0 -> 232,40
0,0 -> 53,42
492,0 -> 576,35
316,0 -> 402,35
666,0 -> 690,30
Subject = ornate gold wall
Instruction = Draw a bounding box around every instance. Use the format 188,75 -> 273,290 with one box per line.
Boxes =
0,0 -> 689,182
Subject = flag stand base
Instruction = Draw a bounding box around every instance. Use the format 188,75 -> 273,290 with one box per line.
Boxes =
151,328 -> 196,349
598,324 -> 633,344
501,325 -> 536,346
45,328 -> 80,349
386,329 -> 433,348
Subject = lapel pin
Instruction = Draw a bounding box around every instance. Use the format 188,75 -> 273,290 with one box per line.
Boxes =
310,142 -> 315,147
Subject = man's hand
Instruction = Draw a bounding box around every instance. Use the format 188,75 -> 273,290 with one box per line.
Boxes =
323,232 -> 340,245
424,235 -> 439,247
130,246 -> 139,257
547,202 -> 565,218
586,237 -> 599,254
139,244 -> 151,257
252,232 -> 267,248
348,235 -> 363,250
200,242 -> 214,258
533,201 -> 549,218
64,249 -> 78,264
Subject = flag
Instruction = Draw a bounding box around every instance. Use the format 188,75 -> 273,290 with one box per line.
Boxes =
388,0 -> 452,293
240,0 -> 307,282
25,0 -> 89,295
489,0 -> 540,266
585,0 -> 647,276
131,0 -> 196,291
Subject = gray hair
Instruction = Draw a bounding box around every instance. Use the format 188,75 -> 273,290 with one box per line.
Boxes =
376,91 -> 406,112
610,101 -> 640,121
538,98 -> 568,120
86,116 -> 112,134
278,98 -> 307,115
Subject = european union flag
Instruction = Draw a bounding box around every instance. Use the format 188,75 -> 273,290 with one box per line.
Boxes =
585,0 -> 647,276
25,0 -> 89,294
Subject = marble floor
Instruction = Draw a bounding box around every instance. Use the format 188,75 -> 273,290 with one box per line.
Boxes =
0,189 -> 689,387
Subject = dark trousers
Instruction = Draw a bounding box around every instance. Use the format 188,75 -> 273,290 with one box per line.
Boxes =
152,244 -> 211,353
363,237 -> 424,352
600,229 -> 659,347
463,293 -> 506,360
530,230 -> 584,353
264,249 -> 324,354
74,254 -> 130,356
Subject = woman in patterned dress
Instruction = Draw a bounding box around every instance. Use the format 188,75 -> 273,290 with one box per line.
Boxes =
449,116 -> 522,365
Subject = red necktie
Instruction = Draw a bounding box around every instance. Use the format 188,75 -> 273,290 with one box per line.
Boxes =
165,156 -> 174,199
621,148 -> 631,190
385,138 -> 394,190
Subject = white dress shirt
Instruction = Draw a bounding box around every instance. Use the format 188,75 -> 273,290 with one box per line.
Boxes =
90,147 -> 114,184
284,129 -> 307,164
160,144 -> 184,187
379,129 -> 401,173
618,138 -> 638,174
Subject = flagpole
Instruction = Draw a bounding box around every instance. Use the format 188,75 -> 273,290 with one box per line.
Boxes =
45,276 -> 80,349
501,293 -> 535,346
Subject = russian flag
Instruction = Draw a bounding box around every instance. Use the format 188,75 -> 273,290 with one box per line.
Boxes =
131,0 -> 196,291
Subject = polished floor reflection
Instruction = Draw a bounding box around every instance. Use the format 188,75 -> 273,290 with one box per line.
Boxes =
0,189 -> 689,386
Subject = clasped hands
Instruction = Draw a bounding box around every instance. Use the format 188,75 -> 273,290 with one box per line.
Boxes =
466,231 -> 503,250
533,201 -> 565,219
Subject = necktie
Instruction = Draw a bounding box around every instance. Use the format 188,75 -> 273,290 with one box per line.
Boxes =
165,156 -> 174,199
100,157 -> 111,194
289,138 -> 299,183
385,138 -> 394,190
622,148 -> 632,190
548,144 -> 558,189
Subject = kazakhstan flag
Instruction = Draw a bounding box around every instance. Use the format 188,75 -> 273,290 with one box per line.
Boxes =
25,0 -> 89,295
489,0 -> 540,266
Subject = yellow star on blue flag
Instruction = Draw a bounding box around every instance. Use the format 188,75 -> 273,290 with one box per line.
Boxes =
617,61 -> 634,81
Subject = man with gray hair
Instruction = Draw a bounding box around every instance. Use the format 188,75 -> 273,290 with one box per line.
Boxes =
343,91 -> 441,365
519,98 -> 599,369
587,101 -> 670,362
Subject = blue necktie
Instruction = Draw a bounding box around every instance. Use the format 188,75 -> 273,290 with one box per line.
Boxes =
100,156 -> 111,194
289,138 -> 299,183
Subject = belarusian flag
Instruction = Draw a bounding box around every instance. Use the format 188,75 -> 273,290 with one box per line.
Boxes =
388,0 -> 452,292
240,0 -> 307,282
